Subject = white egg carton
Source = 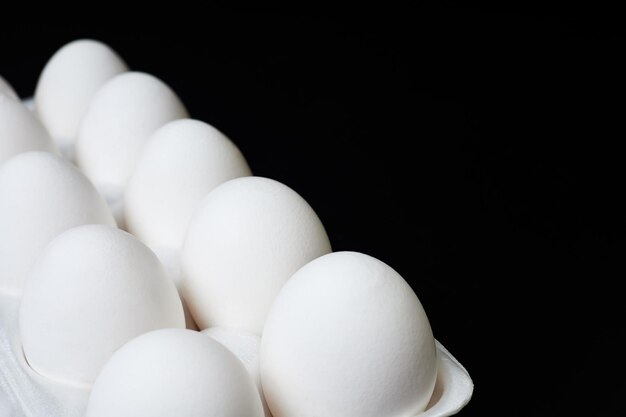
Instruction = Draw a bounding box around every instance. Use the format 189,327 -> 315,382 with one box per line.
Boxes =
0,293 -> 472,417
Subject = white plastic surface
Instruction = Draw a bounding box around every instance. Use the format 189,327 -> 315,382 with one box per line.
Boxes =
0,292 -> 472,417
0,296 -> 89,417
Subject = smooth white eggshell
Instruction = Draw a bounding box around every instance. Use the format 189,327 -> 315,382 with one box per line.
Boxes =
22,97 -> 35,112
0,75 -> 18,100
34,39 -> 128,157
0,95 -> 54,164
126,118 -> 251,250
202,327 -> 271,417
181,177 -> 332,334
19,225 -> 185,387
75,72 -> 188,200
0,152 -> 115,295
150,246 -> 198,330
260,251 -> 438,417
86,329 -> 264,417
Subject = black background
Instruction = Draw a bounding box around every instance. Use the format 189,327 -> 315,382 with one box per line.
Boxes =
2,7 -> 624,416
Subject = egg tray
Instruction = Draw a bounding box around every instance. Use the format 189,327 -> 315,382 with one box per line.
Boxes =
0,293 -> 473,417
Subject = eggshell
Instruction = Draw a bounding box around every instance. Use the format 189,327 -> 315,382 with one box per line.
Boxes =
0,75 -> 18,100
85,328 -> 264,417
150,246 -> 198,330
202,327 -> 271,417
0,95 -> 54,164
34,39 -> 128,158
0,152 -> 115,295
75,72 -> 188,202
181,176 -> 332,333
260,251 -> 438,417
126,119 -> 251,250
21,97 -> 35,112
19,225 -> 185,387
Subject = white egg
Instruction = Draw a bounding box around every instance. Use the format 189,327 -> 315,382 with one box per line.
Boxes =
202,327 -> 271,417
0,95 -> 54,164
260,251 -> 438,417
34,39 -> 128,158
126,119 -> 251,250
19,225 -> 184,387
21,97 -> 36,112
0,75 -> 18,100
149,245 -> 198,330
0,152 -> 115,295
86,329 -> 264,417
75,72 -> 188,205
181,177 -> 331,334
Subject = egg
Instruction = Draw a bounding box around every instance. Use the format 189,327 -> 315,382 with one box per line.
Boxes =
75,71 -> 188,208
34,39 -> 128,159
126,119 -> 251,250
150,245 -> 199,330
181,176 -> 332,334
202,327 -> 271,417
260,251 -> 438,417
86,329 -> 264,417
19,225 -> 184,387
0,95 -> 54,164
22,97 -> 36,112
0,75 -> 18,100
0,152 -> 115,295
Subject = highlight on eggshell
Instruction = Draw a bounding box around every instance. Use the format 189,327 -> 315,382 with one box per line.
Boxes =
0,94 -> 54,165
202,327 -> 271,417
75,71 -> 188,215
0,75 -> 18,100
85,329 -> 264,417
34,39 -> 128,160
125,118 -> 252,251
19,225 -> 185,387
181,176 -> 332,334
0,151 -> 115,295
260,251 -> 439,417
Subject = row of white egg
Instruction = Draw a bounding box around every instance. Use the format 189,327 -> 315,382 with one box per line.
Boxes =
1,40 -> 438,417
